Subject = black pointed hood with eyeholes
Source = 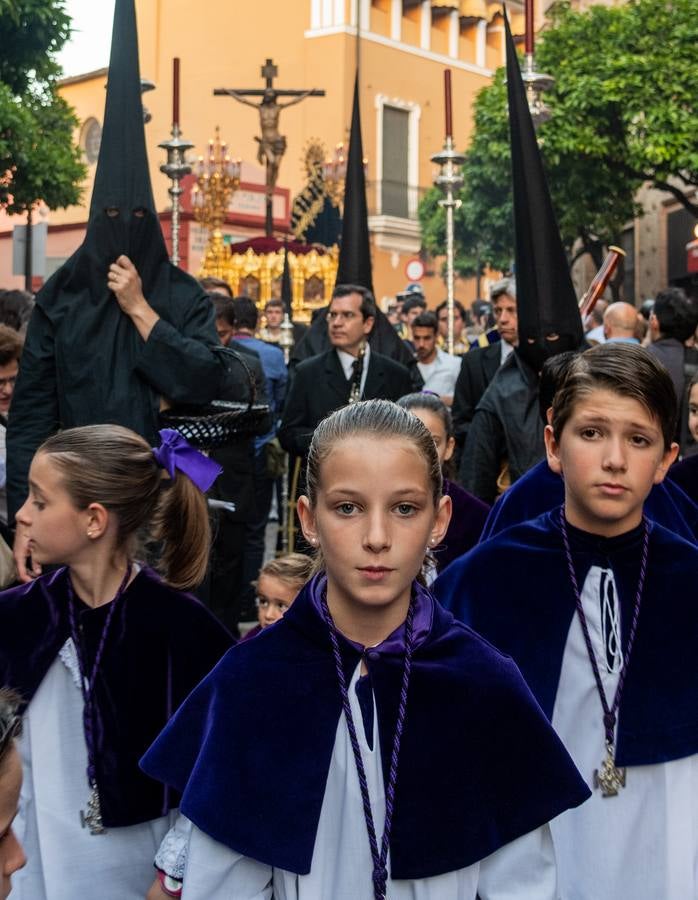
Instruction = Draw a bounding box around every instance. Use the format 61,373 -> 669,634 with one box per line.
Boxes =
12,0 -> 222,456
504,8 -> 583,373
67,0 -> 168,297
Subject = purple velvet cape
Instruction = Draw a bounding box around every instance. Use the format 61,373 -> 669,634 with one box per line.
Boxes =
435,511 -> 698,766
480,459 -> 698,543
141,575 -> 589,880
0,566 -> 233,827
435,478 -> 490,572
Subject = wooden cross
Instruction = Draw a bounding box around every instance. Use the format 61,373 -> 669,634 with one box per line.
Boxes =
214,60 -> 325,234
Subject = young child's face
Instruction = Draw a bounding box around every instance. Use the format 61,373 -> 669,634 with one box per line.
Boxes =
689,383 -> 698,443
409,408 -> 455,467
545,388 -> 678,537
256,574 -> 298,629
15,453 -> 92,567
298,435 -> 451,616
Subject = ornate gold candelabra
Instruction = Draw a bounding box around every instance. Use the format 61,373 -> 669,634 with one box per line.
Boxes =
192,127 -> 241,279
322,142 -> 348,207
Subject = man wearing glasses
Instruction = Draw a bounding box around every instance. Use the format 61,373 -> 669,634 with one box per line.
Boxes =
279,285 -> 413,460
279,285 -> 413,550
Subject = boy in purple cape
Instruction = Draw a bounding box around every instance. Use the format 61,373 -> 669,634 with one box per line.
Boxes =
435,344 -> 698,900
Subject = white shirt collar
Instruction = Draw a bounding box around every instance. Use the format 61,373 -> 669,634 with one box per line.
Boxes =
336,344 -> 371,397
500,339 -> 515,364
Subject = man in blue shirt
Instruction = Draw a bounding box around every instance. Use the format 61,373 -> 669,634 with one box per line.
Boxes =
229,296 -> 287,617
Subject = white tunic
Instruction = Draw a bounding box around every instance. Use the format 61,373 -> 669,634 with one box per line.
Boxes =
181,663 -> 558,899
12,640 -> 175,900
550,565 -> 698,900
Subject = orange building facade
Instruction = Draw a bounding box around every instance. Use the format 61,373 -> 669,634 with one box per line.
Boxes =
0,0 -> 526,306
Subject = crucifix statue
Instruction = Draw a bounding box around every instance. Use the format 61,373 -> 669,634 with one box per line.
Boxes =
215,59 -> 325,236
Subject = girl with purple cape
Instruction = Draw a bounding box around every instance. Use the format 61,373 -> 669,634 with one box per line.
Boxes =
0,426 -> 233,899
142,399 -> 588,898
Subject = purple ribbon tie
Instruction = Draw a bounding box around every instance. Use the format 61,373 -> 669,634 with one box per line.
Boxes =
152,429 -> 222,492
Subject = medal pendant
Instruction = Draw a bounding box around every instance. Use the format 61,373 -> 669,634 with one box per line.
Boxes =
80,784 -> 106,834
593,747 -> 626,797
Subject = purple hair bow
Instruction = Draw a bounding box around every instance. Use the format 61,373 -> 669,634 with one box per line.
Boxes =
152,429 -> 222,492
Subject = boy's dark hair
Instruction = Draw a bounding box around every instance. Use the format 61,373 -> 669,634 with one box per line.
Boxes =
653,287 -> 698,342
435,299 -> 466,320
210,294 -> 235,327
200,276 -> 233,298
402,295 -> 427,316
552,343 -> 677,450
232,296 -> 259,331
265,298 -> 284,310
411,311 -> 438,334
539,351 -> 579,424
0,325 -> 23,366
331,283 -> 377,321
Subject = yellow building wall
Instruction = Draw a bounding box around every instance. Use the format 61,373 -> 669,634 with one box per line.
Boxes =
1,0 -> 525,301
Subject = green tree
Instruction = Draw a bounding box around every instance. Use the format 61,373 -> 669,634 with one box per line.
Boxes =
0,0 -> 86,287
420,0 -> 698,282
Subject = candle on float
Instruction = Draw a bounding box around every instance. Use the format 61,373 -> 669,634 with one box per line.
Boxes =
444,69 -> 453,139
525,0 -> 534,54
172,58 -> 180,127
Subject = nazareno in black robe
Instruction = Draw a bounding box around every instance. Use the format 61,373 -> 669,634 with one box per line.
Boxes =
6,0 -> 225,518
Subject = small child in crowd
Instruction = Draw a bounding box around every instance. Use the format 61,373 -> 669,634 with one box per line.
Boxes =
242,553 -> 313,641
436,343 -> 698,899
0,425 -> 233,900
397,392 -> 489,571
143,399 -> 588,899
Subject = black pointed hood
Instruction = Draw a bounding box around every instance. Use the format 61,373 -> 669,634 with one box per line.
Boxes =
90,0 -> 156,218
67,0 -> 167,296
335,76 -> 373,294
504,8 -> 583,371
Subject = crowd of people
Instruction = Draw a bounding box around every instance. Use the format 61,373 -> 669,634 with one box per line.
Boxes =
0,270 -> 697,899
1,1 -> 697,896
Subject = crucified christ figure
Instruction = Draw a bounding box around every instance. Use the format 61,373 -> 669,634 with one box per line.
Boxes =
215,60 -> 325,235
222,87 -> 316,196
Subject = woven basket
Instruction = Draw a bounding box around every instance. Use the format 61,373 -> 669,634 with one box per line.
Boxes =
160,346 -> 270,450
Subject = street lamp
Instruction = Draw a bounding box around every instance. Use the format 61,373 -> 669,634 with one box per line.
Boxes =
431,70 -> 465,355
522,0 -> 554,128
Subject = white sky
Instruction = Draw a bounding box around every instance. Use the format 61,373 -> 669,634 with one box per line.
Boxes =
57,0 -> 115,78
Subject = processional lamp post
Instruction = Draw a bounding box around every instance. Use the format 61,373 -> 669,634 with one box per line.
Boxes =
159,59 -> 194,267
190,129 -> 241,279
521,0 -> 554,128
431,69 -> 465,355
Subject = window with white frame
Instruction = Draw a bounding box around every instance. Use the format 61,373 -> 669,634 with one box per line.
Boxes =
376,96 -> 420,219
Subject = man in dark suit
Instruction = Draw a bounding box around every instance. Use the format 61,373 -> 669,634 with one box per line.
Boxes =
279,285 -> 413,547
452,279 -> 519,463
